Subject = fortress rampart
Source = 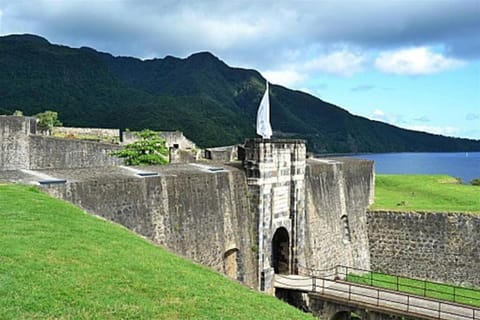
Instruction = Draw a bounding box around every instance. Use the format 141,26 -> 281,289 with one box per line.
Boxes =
0,116 -> 120,170
42,164 -> 258,287
368,210 -> 480,287
302,158 -> 373,273
2,115 -> 478,293
36,139 -> 374,291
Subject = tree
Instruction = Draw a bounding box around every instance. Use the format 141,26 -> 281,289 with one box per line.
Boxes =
36,110 -> 62,134
471,178 -> 480,186
111,129 -> 169,165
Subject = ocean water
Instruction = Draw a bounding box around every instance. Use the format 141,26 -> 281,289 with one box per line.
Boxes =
349,152 -> 480,184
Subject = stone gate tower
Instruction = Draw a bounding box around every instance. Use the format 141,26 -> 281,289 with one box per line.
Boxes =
243,138 -> 306,292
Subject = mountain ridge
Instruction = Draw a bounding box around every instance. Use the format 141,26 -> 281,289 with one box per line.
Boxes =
1,33 -> 479,152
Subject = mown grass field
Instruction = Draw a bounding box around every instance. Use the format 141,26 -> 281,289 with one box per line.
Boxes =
371,174 -> 480,213
0,184 -> 314,320
347,272 -> 480,307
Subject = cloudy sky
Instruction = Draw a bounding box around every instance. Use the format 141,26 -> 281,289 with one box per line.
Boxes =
1,0 -> 479,139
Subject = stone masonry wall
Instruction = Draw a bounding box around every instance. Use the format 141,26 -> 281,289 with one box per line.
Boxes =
42,166 -> 257,287
301,158 -> 373,274
52,127 -> 120,142
368,211 -> 480,287
0,116 -> 121,170
0,116 -> 35,170
243,139 -> 306,291
28,135 -> 121,169
123,130 -> 196,150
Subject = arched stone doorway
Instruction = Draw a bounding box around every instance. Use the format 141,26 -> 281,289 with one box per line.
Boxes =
272,227 -> 290,274
223,248 -> 239,279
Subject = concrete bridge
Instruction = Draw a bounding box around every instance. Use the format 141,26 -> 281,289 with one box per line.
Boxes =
274,272 -> 480,320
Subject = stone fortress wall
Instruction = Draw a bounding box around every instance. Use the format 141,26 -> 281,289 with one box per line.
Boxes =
0,116 -> 121,170
302,158 -> 373,274
1,115 -> 479,292
52,126 -> 120,141
42,164 -> 258,287
368,211 -> 480,287
37,140 -> 374,291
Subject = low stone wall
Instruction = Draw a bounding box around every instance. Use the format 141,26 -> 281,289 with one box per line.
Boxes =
41,165 -> 257,287
29,135 -> 121,169
52,126 -> 120,142
1,116 -> 121,170
368,211 -> 480,287
122,130 -> 196,150
205,145 -> 238,162
301,158 -> 374,273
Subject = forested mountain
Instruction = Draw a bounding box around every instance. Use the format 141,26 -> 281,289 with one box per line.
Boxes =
1,34 -> 479,152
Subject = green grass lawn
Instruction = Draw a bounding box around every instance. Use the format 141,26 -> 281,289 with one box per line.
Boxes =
0,184 -> 314,320
371,174 -> 480,213
347,272 -> 480,308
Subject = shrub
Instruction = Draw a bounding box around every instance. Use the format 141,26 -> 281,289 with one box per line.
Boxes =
36,110 -> 62,133
471,178 -> 480,186
111,129 -> 169,165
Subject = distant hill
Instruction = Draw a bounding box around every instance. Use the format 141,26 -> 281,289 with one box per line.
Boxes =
1,34 -> 480,153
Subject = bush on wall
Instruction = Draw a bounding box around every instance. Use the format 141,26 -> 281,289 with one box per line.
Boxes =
111,129 -> 169,165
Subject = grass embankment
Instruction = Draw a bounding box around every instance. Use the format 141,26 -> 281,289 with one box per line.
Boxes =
347,272 -> 480,307
371,174 -> 480,213
0,184 -> 313,320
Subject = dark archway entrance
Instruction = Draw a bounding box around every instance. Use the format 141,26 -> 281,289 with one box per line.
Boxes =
272,227 -> 290,274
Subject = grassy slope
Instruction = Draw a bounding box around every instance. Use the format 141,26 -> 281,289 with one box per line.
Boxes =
371,174 -> 480,213
0,184 -> 313,320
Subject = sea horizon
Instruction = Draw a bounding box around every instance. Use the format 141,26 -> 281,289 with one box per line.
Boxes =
344,151 -> 480,184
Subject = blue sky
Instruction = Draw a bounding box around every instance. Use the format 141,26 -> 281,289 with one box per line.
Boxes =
1,0 -> 479,139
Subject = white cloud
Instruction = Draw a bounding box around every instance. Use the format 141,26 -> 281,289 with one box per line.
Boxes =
263,69 -> 305,87
373,109 -> 385,117
304,49 -> 365,76
368,108 -> 461,137
375,47 -> 464,75
404,124 -> 459,136
262,48 -> 366,87
462,129 -> 480,139
369,109 -> 407,125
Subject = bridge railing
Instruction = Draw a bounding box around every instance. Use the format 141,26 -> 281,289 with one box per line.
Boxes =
334,265 -> 480,308
297,265 -> 338,279
274,274 -> 480,320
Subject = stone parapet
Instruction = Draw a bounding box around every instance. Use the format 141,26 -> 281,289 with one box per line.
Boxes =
0,116 -> 121,170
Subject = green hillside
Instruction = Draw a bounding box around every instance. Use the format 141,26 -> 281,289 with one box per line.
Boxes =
0,184 -> 313,319
1,34 -> 480,153
372,175 -> 480,213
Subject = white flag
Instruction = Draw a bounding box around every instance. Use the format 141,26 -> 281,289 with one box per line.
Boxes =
256,81 -> 272,139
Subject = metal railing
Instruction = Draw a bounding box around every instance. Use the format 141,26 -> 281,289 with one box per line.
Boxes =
275,265 -> 480,320
333,265 -> 480,308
